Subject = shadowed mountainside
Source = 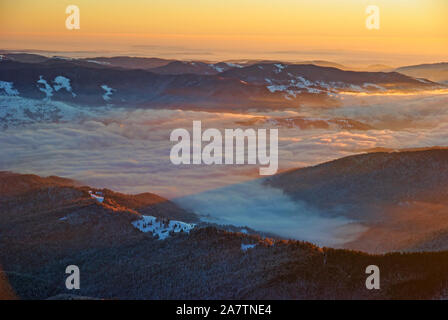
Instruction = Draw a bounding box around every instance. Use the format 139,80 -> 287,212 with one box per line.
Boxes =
0,54 -> 444,111
266,149 -> 448,253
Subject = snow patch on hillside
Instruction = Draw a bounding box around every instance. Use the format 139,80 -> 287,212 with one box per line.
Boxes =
101,85 -> 114,101
0,81 -> 19,96
0,96 -> 100,129
35,76 -> 78,100
241,243 -> 256,251
37,76 -> 54,99
210,64 -> 224,72
53,76 -> 76,97
264,71 -> 393,99
132,215 -> 195,240
226,62 -> 243,68
53,56 -> 73,61
88,190 -> 104,203
363,83 -> 385,91
87,60 -> 111,65
267,84 -> 288,93
274,64 -> 285,74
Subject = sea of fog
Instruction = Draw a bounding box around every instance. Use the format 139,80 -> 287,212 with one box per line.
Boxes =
1,92 -> 448,246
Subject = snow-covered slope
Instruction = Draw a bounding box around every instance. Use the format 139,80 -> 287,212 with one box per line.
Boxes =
0,95 -> 99,129
221,63 -> 443,97
132,215 -> 195,240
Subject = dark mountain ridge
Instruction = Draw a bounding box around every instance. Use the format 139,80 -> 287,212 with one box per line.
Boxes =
1,55 -> 443,111
3,170 -> 448,299
0,60 -> 293,109
266,149 -> 448,252
267,149 -> 448,210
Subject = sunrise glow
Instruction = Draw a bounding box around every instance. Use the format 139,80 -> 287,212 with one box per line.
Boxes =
0,0 -> 446,65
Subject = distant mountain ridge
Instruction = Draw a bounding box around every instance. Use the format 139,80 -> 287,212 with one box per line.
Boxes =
0,53 -> 444,111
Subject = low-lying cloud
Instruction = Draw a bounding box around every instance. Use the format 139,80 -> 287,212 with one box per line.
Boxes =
1,92 -> 448,200
174,179 -> 366,247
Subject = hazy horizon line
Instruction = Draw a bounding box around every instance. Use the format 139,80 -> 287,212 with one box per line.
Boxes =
1,48 -> 447,69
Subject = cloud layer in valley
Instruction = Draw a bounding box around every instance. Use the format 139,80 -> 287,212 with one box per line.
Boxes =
175,179 -> 367,247
1,92 -> 448,198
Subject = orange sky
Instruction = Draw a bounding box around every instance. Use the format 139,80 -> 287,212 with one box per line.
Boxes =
0,0 -> 446,66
